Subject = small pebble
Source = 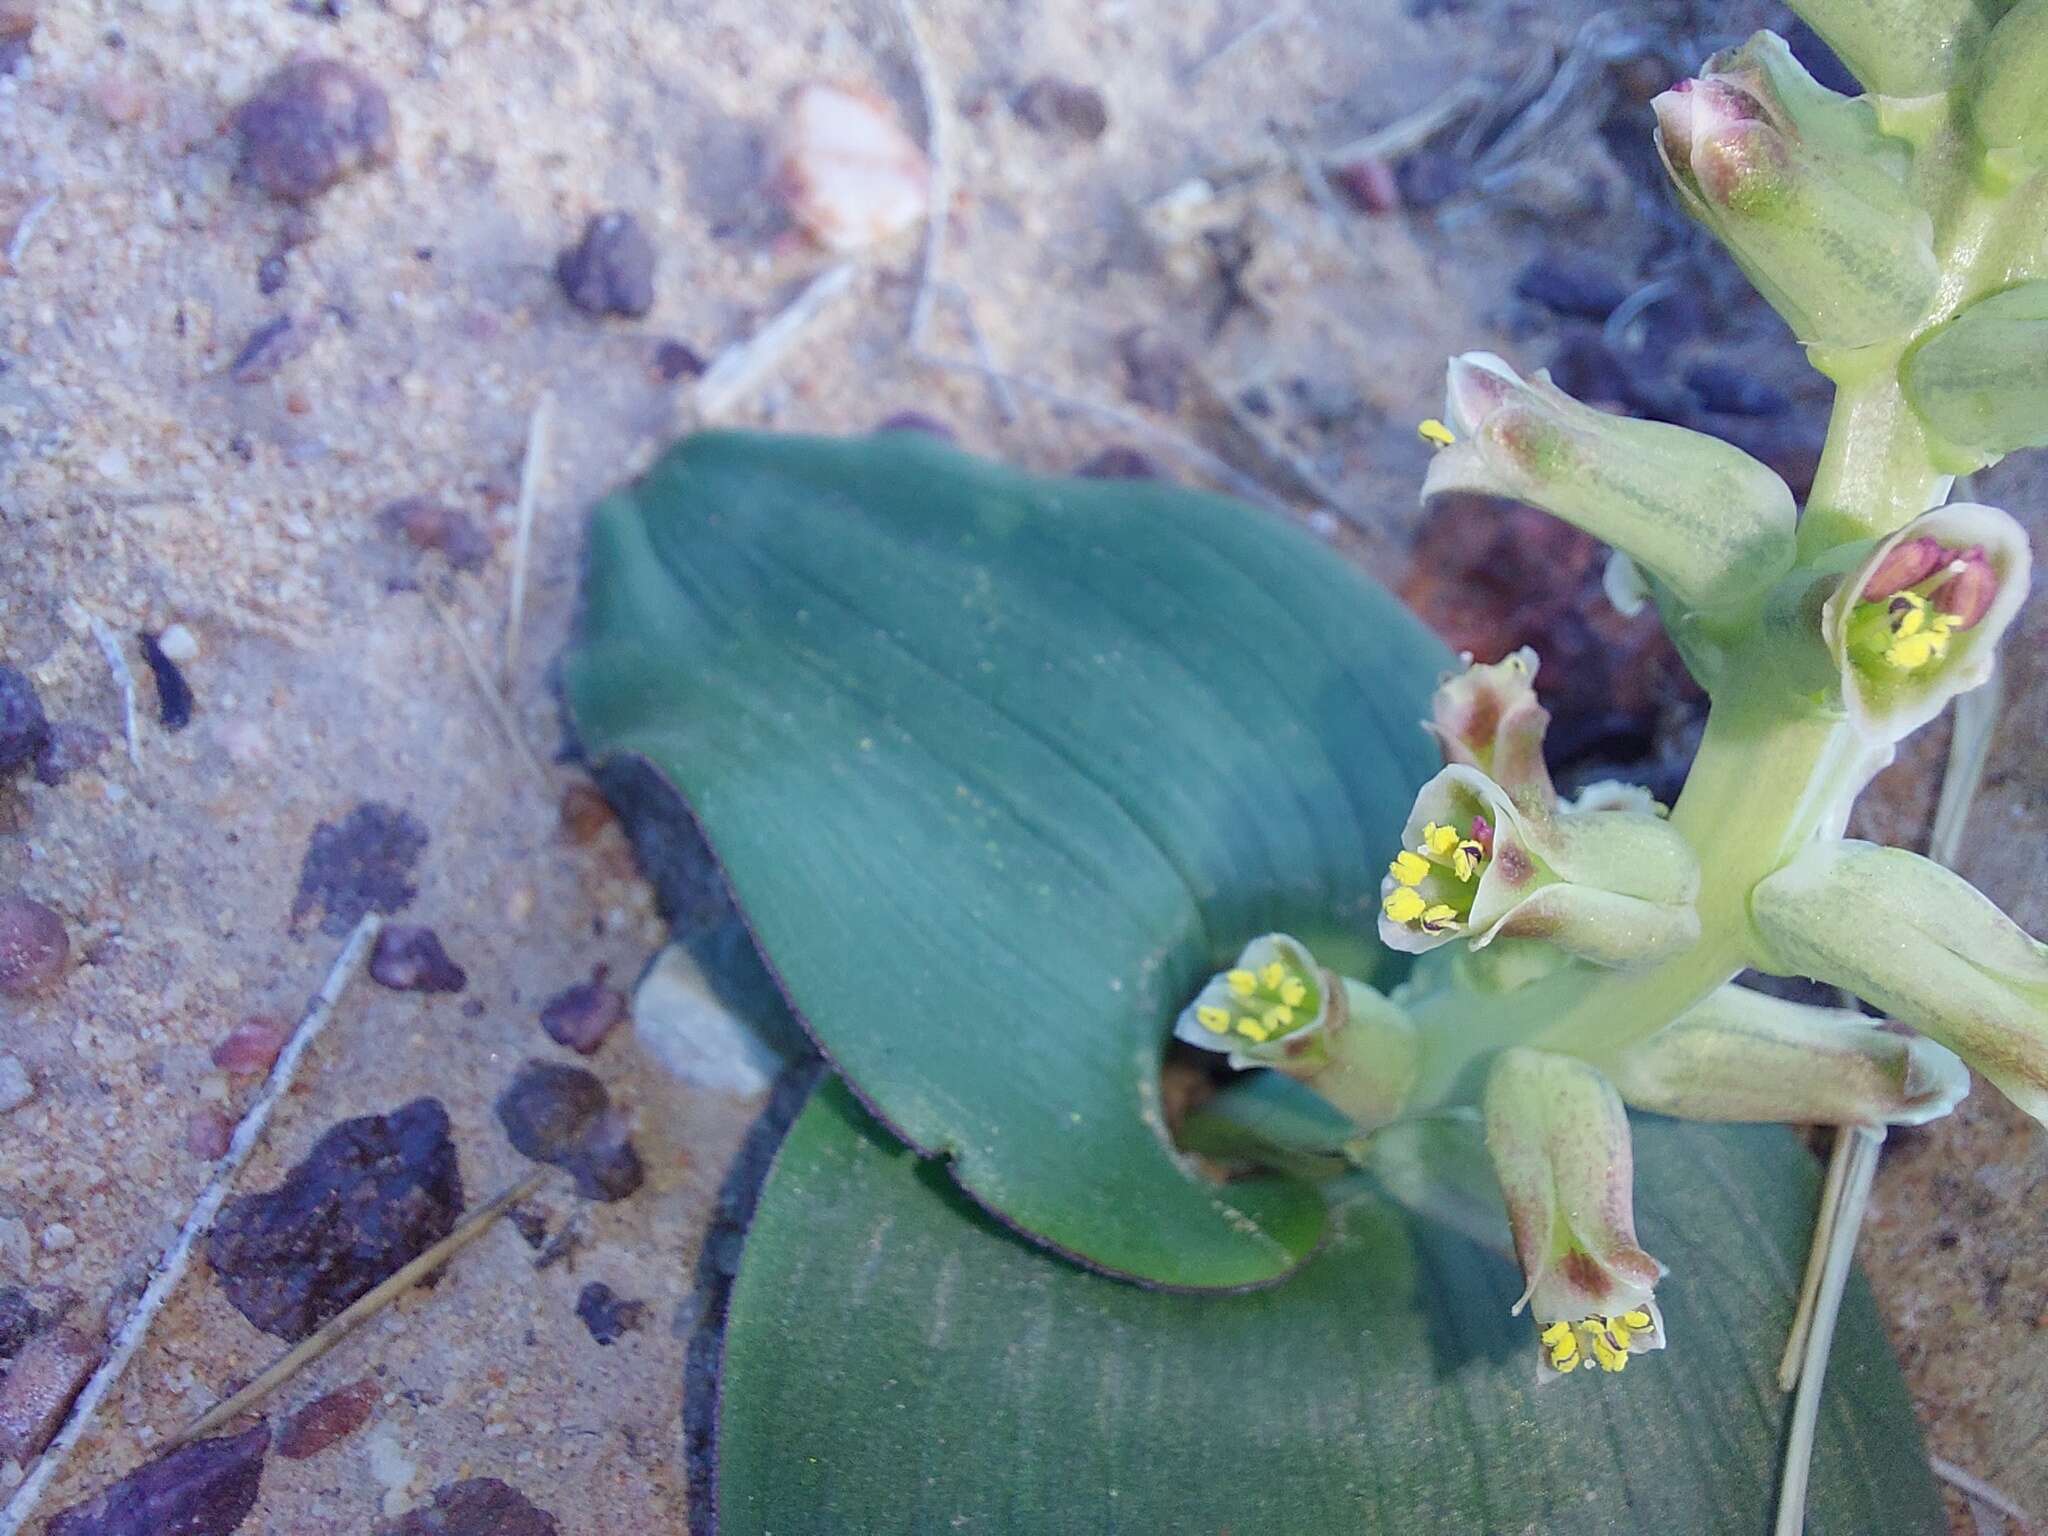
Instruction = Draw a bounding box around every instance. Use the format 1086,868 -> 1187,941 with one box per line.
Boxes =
40,1222 -> 75,1252
1329,156 -> 1400,214
186,1106 -> 235,1161
207,1098 -> 463,1340
378,497 -> 493,573
0,662 -> 50,777
556,782 -> 614,845
0,1053 -> 31,1112
496,1061 -> 643,1202
1012,76 -> 1109,140
0,1325 -> 98,1462
574,1281 -> 646,1345
555,211 -> 656,319
257,252 -> 289,295
539,971 -> 626,1055
374,1478 -> 560,1536
234,58 -> 394,204
34,722 -> 109,786
1074,445 -> 1160,481
46,1424 -> 270,1536
651,338 -> 705,382
369,923 -> 467,993
771,82 -> 930,253
212,1015 -> 289,1076
873,410 -> 953,441
155,623 -> 200,663
0,894 -> 68,997
138,630 -> 195,730
277,1377 -> 377,1459
227,312 -> 315,385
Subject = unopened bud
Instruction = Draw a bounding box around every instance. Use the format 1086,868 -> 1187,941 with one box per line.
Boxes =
1610,982 -> 1968,1128
1970,0 -> 2048,176
1424,649 -> 1556,814
1653,33 -> 1938,350
1824,503 -> 2030,743
1424,353 -> 1795,612
1752,841 -> 2048,1127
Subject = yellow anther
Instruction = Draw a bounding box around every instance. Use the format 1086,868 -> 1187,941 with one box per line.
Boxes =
1422,822 -> 1461,857
1418,417 -> 1456,448
1452,839 -> 1485,881
1196,1005 -> 1231,1034
1540,1322 -> 1573,1347
1237,1019 -> 1272,1043
1383,886 -> 1428,924
1420,904 -> 1460,932
1390,850 -> 1431,886
1607,1319 -> 1633,1349
1278,977 -> 1308,1008
1264,1006 -> 1294,1032
1226,969 -> 1257,997
1259,962 -> 1286,989
1620,1309 -> 1652,1330
1590,1332 -> 1629,1373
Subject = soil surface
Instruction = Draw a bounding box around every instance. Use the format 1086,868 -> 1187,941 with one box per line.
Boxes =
1,0 -> 2040,1532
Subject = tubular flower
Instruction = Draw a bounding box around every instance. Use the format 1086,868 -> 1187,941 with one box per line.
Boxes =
1482,1048 -> 1668,1380
1823,503 -> 2030,743
1421,353 -> 1794,613
1173,933 -> 1330,1070
1378,765 -> 1700,968
1424,649 -> 1557,813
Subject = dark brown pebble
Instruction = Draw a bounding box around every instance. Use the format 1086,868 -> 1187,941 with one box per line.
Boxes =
873,410 -> 953,441
1074,445 -> 1159,481
538,971 -> 625,1055
1013,76 -> 1108,139
556,782 -> 613,845
651,338 -> 704,382
234,58 -> 394,204
555,211 -> 656,319
0,1285 -> 44,1359
289,801 -> 429,937
0,894 -> 67,997
377,497 -> 492,573
0,1324 -> 99,1462
256,253 -> 288,294
227,312 -> 315,385
574,1281 -> 646,1345
185,1107 -> 235,1161
33,721 -> 108,786
138,631 -> 194,730
1329,156 -> 1399,214
276,1377 -> 377,1459
496,1060 -> 643,1202
211,1015 -> 289,1076
47,1424 -> 269,1536
374,1478 -> 560,1536
369,923 -> 467,994
0,662 -> 50,776
205,1098 -> 463,1341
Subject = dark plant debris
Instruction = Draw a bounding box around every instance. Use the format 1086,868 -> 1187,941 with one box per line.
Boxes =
290,801 -> 430,936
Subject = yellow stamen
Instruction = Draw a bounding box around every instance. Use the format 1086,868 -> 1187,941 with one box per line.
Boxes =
1591,1332 -> 1628,1373
1418,417 -> 1456,448
1196,1005 -> 1231,1034
1264,1006 -> 1294,1032
1390,850 -> 1431,886
1226,969 -> 1257,997
1422,822 -> 1461,857
1237,1019 -> 1271,1043
1620,1309 -> 1652,1330
1420,904 -> 1460,932
1278,977 -> 1308,1008
1259,962 -> 1286,989
1452,839 -> 1485,881
1383,886 -> 1428,924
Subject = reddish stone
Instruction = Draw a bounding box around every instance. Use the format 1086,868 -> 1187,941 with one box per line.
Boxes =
277,1377 -> 377,1459
0,1324 -> 99,1462
212,1016 -> 289,1077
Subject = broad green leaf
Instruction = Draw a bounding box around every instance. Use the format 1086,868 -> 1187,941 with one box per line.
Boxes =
567,432 -> 1449,1286
719,1082 -> 1945,1535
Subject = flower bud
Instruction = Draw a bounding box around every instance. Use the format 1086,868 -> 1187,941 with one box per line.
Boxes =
1901,281 -> 2048,470
1823,502 -> 2030,743
1652,34 -> 1938,350
1423,649 -> 1556,814
1423,353 -> 1795,612
1173,933 -> 1331,1070
1970,0 -> 2048,176
1752,841 -> 2048,1126
1610,982 -> 1969,1128
1378,765 -> 1700,968
1781,0 -> 1989,98
1482,1048 -> 1667,1377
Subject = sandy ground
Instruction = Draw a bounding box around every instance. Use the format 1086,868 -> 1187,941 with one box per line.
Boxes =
0,0 -> 2040,1531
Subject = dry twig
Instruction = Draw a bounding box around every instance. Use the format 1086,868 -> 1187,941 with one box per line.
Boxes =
74,604 -> 140,767
501,391 -> 554,689
1931,1457 -> 2040,1534
426,589 -> 550,787
696,262 -> 858,418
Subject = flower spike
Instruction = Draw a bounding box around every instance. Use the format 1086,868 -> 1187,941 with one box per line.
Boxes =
1424,353 -> 1795,613
1483,1048 -> 1668,1379
1752,841 -> 2048,1127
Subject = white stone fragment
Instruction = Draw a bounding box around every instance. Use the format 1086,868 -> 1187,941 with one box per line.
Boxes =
632,943 -> 779,1098
770,82 -> 930,253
